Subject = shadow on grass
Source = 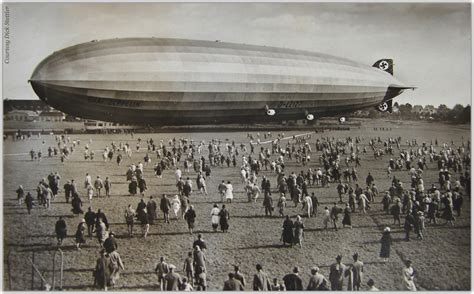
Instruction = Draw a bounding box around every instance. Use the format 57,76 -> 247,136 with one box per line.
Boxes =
235,244 -> 288,250
37,214 -> 77,218
232,215 -> 276,219
4,211 -> 29,215
361,237 -> 406,245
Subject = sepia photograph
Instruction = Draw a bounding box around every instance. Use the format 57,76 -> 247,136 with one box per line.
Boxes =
2,1 -> 471,291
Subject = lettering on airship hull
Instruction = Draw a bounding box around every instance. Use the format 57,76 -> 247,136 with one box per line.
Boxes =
272,101 -> 304,108
87,97 -> 142,108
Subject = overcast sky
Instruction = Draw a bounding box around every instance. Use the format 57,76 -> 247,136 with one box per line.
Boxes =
2,2 -> 471,107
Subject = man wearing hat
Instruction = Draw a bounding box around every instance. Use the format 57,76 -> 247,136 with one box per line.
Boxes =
103,231 -> 118,254
252,263 -> 271,291
329,255 -> 348,290
223,273 -> 244,291
155,256 -> 170,291
282,266 -> 303,290
192,234 -> 207,252
351,253 -> 364,291
163,264 -> 182,291
307,266 -> 328,290
163,264 -> 183,291
193,245 -> 207,290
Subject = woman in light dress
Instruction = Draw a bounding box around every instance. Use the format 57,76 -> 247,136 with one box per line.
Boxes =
210,204 -> 220,232
225,181 -> 234,203
87,184 -> 95,203
402,260 -> 416,291
170,195 -> 181,220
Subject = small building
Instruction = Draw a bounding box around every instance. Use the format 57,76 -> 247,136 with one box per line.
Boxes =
411,105 -> 423,114
4,110 -> 39,121
422,105 -> 437,115
3,99 -> 52,113
38,111 -> 65,122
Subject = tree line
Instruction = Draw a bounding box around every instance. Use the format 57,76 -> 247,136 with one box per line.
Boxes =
359,103 -> 471,124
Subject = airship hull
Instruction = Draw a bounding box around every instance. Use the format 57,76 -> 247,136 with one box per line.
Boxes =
30,38 -> 408,125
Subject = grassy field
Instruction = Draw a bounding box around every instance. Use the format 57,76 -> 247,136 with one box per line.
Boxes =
2,119 -> 471,291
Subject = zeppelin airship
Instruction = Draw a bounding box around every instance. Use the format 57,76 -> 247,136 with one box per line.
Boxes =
30,38 -> 413,125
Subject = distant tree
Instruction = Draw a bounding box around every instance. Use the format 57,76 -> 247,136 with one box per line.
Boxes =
398,103 -> 413,119
437,104 -> 450,113
460,105 -> 471,124
452,104 -> 465,113
446,104 -> 467,122
368,109 -> 380,119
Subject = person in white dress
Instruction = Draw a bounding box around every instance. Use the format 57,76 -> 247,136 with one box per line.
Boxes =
170,195 -> 181,220
87,184 -> 94,203
402,260 -> 416,291
210,204 -> 220,232
175,168 -> 182,183
225,181 -> 234,203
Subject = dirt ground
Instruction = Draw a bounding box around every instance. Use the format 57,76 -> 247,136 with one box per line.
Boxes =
2,119 -> 471,291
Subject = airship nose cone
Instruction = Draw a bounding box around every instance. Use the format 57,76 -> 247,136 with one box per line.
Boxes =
30,52 -> 55,102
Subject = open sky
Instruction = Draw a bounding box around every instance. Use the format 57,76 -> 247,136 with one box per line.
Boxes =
2,2 -> 471,107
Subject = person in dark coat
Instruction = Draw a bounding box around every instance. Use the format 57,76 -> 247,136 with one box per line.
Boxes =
63,181 -> 72,203
128,179 -> 138,196
103,231 -> 118,253
380,227 -> 392,262
223,273 -> 244,291
330,203 -> 343,231
71,193 -> 83,216
136,199 -> 146,215
84,207 -> 96,238
94,250 -> 111,290
281,215 -> 294,246
25,192 -> 34,214
342,203 -> 352,228
263,194 -> 273,217
310,192 -> 320,216
427,200 -> 439,224
160,195 -> 171,224
138,208 -> 150,238
390,200 -> 401,227
404,212 -> 415,241
55,216 -> 67,246
453,193 -> 463,217
282,267 -> 304,290
138,177 -> 147,196
329,255 -> 348,290
146,196 -> 157,224
96,209 -> 109,229
219,205 -> 230,233
442,200 -> 455,225
75,219 -> 86,250
104,177 -> 112,197
184,205 -> 197,234
382,192 -> 391,213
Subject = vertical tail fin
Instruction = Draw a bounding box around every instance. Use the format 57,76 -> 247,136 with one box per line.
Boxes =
373,59 -> 393,75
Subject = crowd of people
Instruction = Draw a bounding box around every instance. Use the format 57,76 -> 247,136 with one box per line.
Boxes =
11,129 -> 470,291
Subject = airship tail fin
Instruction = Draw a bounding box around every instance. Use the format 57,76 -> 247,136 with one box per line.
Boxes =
373,59 -> 393,75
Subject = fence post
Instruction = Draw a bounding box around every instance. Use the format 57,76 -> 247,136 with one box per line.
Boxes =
59,249 -> 64,290
31,251 -> 35,290
7,250 -> 12,290
52,248 -> 64,290
52,251 -> 56,290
